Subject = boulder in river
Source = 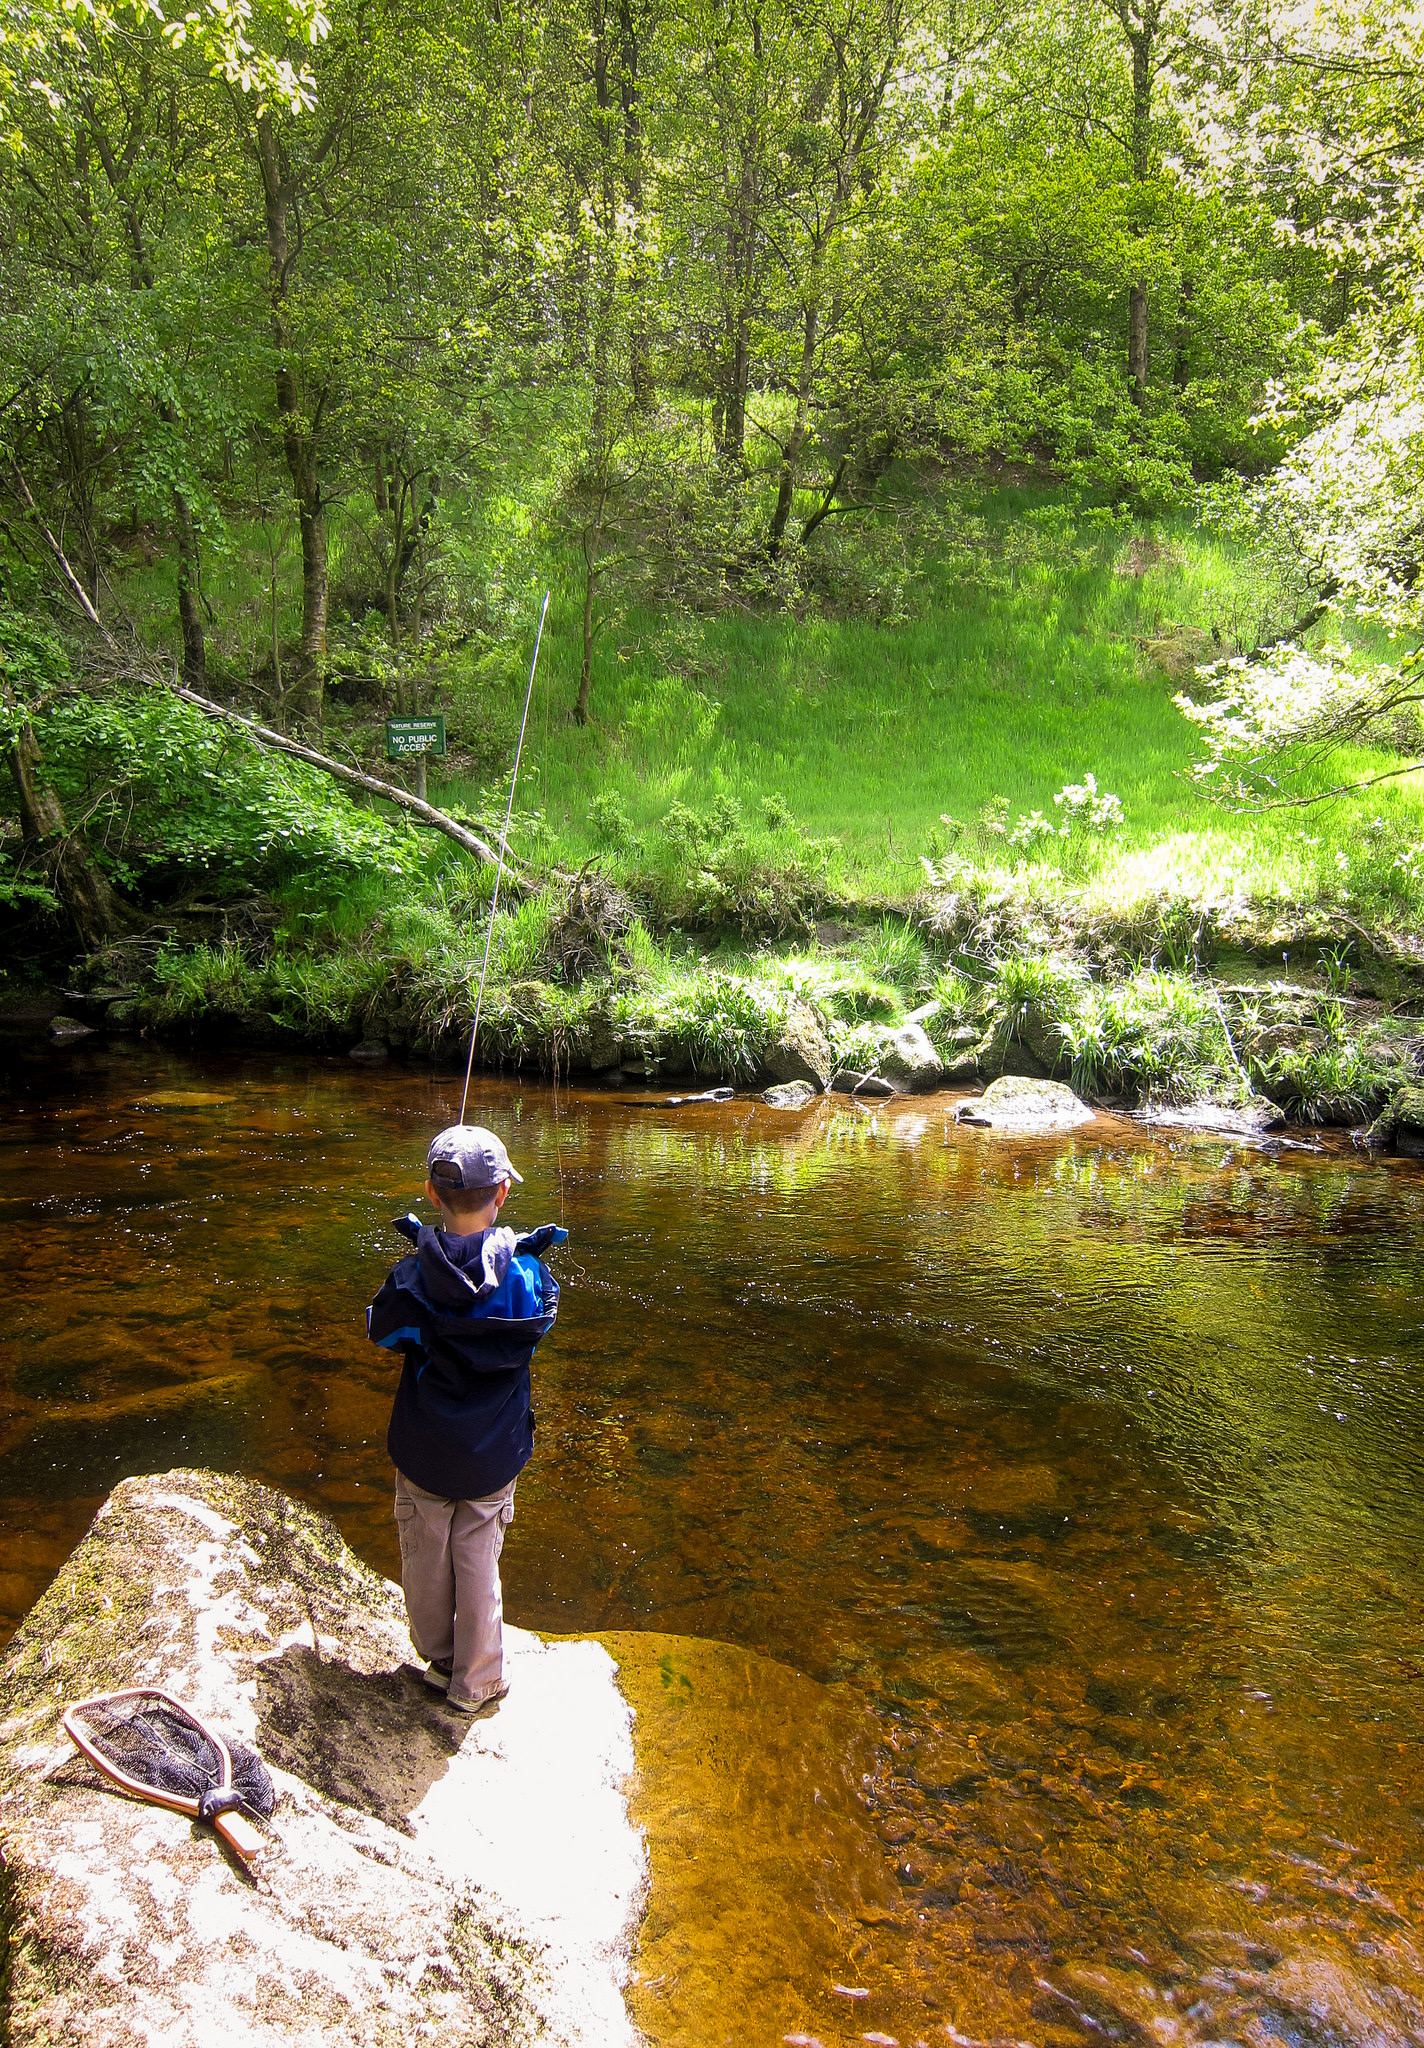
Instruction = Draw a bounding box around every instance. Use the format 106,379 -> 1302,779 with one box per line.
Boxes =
763,1000 -> 833,1090
829,1069 -> 898,1099
47,1014 -> 95,1044
0,1469 -> 645,2048
1013,1005 -> 1071,1079
956,1075 -> 1095,1134
762,1079 -> 819,1110
1136,1098 -> 1286,1138
348,1039 -> 389,1061
876,1022 -> 943,1093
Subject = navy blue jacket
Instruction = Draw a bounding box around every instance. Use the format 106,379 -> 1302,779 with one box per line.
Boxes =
367,1214 -> 565,1500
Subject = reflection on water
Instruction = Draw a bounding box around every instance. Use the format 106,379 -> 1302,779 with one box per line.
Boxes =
4,1034 -> 1424,2047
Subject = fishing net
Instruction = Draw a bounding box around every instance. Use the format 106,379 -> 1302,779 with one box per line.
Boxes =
69,1693 -> 275,1819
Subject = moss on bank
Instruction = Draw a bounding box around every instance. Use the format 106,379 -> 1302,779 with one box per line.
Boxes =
61,866 -> 1424,1134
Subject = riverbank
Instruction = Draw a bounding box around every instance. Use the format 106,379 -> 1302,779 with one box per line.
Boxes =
22,876 -> 1424,1149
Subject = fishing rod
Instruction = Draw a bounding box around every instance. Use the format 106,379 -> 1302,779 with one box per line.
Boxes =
459,589 -> 551,1124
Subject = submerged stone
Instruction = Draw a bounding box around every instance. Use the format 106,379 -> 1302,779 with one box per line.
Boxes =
349,1038 -> 389,1061
0,1470 -> 645,2048
830,1069 -> 898,1099
762,1080 -> 819,1109
47,1014 -> 94,1044
1137,1098 -> 1286,1138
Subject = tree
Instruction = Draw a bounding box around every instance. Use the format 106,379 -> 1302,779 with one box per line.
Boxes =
1177,0 -> 1424,799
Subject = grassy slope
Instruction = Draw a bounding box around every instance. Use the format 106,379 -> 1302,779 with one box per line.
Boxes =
110,475 -> 1424,927
424,483 -> 1424,921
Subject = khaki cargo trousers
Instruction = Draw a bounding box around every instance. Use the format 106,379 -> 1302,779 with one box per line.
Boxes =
393,1471 -> 517,1709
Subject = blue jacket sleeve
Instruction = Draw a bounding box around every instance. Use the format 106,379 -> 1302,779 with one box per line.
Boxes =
367,1269 -> 425,1353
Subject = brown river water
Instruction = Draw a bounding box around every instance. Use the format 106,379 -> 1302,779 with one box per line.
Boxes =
3,1032 -> 1424,2048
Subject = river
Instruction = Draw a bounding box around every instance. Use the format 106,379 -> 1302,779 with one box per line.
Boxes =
3,1031 -> 1423,2048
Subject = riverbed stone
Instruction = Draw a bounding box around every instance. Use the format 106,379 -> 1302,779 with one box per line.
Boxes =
0,1469 -> 645,2048
1396,1084 -> 1424,1158
1136,1098 -> 1286,1138
584,1011 -> 624,1073
763,1000 -> 833,1090
1014,1005 -> 1071,1079
876,1022 -> 943,1093
762,1079 -> 819,1110
956,1075 -> 1095,1133
47,1014 -> 95,1044
349,1039 -> 389,1061
830,1069 -> 899,1099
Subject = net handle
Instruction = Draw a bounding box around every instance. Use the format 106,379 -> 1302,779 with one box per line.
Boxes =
63,1685 -> 265,1867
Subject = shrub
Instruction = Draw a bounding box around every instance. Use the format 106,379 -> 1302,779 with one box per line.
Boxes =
706,793 -> 741,841
1061,969 -> 1232,1104
992,952 -> 1085,1015
589,791 -> 638,850
152,941 -> 261,1021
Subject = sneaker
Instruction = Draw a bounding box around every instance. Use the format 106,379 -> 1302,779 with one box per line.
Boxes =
443,1682 -> 509,1717
423,1659 -> 453,1693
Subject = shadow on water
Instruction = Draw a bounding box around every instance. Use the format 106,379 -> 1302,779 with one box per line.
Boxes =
4,1030 -> 1424,2046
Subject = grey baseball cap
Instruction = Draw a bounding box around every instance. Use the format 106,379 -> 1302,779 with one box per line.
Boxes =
426,1124 -> 524,1193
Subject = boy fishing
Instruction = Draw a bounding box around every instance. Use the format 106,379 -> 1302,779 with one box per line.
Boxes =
366,1124 -> 566,1713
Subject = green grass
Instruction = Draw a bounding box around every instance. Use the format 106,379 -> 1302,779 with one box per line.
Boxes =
411,481 -> 1424,922
92,472 -> 1424,931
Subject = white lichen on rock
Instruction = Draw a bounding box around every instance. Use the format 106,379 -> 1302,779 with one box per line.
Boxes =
0,1469 -> 646,2048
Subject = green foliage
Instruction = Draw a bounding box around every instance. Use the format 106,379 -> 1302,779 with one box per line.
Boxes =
1062,971 -> 1234,1103
152,941 -> 261,1022
661,969 -> 783,1078
33,688 -> 418,891
0,610 -> 72,734
589,792 -> 638,850
992,952 -> 1086,1018
495,891 -> 558,980
862,918 -> 933,996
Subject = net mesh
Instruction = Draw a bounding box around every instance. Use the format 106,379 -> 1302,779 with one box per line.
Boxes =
73,1694 -> 275,1819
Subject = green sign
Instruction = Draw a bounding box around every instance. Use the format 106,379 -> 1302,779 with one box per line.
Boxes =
385,715 -> 446,760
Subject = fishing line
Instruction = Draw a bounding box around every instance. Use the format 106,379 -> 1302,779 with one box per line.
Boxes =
459,589 -> 550,1125
541,614 -> 569,1227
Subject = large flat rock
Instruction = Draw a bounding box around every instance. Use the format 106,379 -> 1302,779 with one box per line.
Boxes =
956,1074 -> 1096,1134
0,1470 -> 645,2048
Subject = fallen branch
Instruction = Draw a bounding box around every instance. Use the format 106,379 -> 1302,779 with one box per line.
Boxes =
6,462 -> 118,649
8,468 -> 516,876
171,684 -> 515,874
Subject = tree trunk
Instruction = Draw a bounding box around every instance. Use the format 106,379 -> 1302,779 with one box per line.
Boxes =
576,531 -> 596,726
1128,284 -> 1148,398
767,289 -> 821,559
256,112 -> 327,729
90,116 -> 210,693
7,721 -> 126,950
1120,4 -> 1157,407
173,487 -> 207,687
619,0 -> 655,410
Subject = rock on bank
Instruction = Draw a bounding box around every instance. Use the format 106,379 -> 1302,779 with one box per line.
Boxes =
0,1471 -> 646,2048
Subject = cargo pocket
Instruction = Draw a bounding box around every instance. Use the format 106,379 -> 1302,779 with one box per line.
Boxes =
394,1495 -> 417,1564
493,1488 -> 516,1560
